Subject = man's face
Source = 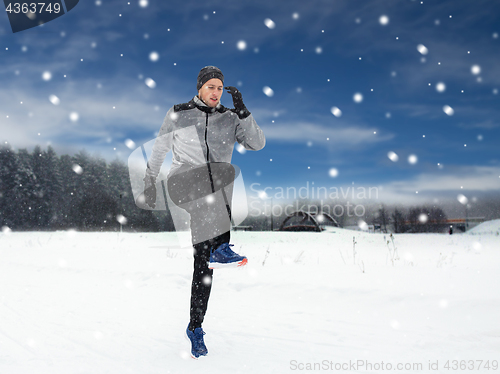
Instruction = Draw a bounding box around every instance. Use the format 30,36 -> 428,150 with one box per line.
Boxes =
198,78 -> 223,107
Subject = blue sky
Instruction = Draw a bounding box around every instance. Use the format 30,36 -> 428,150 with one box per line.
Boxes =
1,0 -> 499,205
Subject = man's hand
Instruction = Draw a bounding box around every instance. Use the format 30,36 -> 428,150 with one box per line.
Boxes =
143,175 -> 157,209
224,86 -> 251,119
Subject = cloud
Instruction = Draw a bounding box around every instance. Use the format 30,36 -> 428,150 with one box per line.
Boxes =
0,75 -> 182,157
457,119 -> 500,130
261,121 -> 394,147
381,166 -> 500,199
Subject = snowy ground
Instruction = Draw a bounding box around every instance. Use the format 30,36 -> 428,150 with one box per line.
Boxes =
1,223 -> 499,374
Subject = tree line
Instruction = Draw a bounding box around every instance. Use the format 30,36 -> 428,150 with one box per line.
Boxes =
0,145 -> 174,231
0,145 -> 451,233
374,205 -> 448,233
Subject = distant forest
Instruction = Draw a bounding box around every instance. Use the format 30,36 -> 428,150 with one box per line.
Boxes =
0,145 -> 174,231
1,145 -> 498,233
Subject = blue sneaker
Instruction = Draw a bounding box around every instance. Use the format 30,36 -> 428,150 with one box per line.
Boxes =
209,243 -> 248,269
186,324 -> 208,359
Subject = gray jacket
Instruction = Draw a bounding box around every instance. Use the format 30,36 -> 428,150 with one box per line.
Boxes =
146,96 -> 265,179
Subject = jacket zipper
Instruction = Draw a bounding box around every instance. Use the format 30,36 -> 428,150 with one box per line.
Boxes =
204,112 -> 210,162
204,112 -> 216,193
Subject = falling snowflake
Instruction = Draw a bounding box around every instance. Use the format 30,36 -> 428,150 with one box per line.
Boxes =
358,220 -> 368,230
353,93 -> 363,103
330,106 -> 342,117
42,71 -> 52,81
417,44 -> 428,55
263,86 -> 274,97
408,154 -> 418,164
125,139 -> 136,149
149,51 -> 159,62
436,82 -> 446,93
457,194 -> 468,205
72,164 -> 83,175
236,144 -> 246,154
57,259 -> 68,268
418,213 -> 428,223
390,320 -> 400,330
443,105 -> 454,116
202,275 -> 212,285
49,95 -> 60,105
387,151 -> 399,162
145,78 -> 156,88
471,65 -> 481,75
264,18 -> 275,29
138,0 -> 148,8
116,215 -> 128,225
69,112 -> 79,122
237,40 -> 247,50
328,168 -> 339,177
379,15 -> 389,25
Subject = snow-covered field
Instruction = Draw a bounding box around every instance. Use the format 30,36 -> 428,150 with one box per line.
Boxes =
1,222 -> 500,374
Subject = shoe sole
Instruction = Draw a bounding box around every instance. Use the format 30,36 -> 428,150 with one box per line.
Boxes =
185,330 -> 207,359
208,257 -> 247,269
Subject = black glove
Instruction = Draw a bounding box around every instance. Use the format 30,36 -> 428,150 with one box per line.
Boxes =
143,175 -> 157,209
224,86 -> 251,119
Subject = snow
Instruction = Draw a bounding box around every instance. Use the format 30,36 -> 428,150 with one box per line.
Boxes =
408,154 -> 418,165
262,86 -> 274,97
49,95 -> 60,106
387,151 -> 399,162
42,71 -> 52,81
149,52 -> 160,62
467,219 -> 500,235
443,105 -> 454,116
379,15 -> 389,26
457,194 -> 469,205
1,226 -> 499,373
330,106 -> 342,118
436,82 -> 446,93
69,112 -> 79,122
264,18 -> 275,29
471,65 -> 481,75
145,78 -> 156,89
353,93 -> 363,103
417,44 -> 428,55
236,41 -> 247,51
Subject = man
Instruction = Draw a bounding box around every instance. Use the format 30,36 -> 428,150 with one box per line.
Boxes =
143,66 -> 265,359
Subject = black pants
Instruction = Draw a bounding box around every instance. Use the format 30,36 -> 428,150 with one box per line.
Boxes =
167,163 -> 236,331
189,230 -> 230,330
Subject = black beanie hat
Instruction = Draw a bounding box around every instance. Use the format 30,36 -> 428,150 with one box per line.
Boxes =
197,66 -> 224,91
